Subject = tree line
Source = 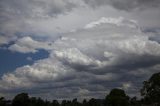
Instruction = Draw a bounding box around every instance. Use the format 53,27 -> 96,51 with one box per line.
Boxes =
0,72 -> 160,106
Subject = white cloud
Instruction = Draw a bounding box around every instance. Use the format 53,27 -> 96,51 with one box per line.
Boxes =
1,17 -> 160,99
0,36 -> 17,46
52,17 -> 160,68
0,57 -> 72,90
122,82 -> 132,90
0,0 -> 160,100
8,36 -> 54,53
0,36 -> 9,46
0,0 -> 159,47
54,48 -> 101,66
85,17 -> 138,29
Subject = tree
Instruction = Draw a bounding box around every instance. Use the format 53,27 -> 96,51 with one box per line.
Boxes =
36,97 -> 45,106
61,100 -> 67,106
129,96 -> 141,106
105,88 -> 129,106
72,98 -> 80,106
82,99 -> 88,106
88,98 -> 100,106
29,97 -> 37,106
52,100 -> 60,106
12,93 -> 29,106
141,72 -> 160,105
0,97 -> 7,106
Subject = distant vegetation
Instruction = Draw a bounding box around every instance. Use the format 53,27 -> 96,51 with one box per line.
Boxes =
0,72 -> 160,106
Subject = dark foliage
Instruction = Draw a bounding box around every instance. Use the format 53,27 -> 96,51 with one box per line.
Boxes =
0,72 -> 160,106
141,72 -> 160,105
105,88 -> 129,106
12,93 -> 29,106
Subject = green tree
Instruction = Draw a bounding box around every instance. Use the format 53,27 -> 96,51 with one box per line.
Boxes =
29,97 -> 37,106
82,99 -> 88,106
105,88 -> 129,106
36,97 -> 45,106
61,100 -> 67,106
141,72 -> 160,105
130,96 -> 141,106
52,100 -> 60,106
0,97 -> 7,106
71,98 -> 79,106
88,98 -> 100,106
12,93 -> 29,106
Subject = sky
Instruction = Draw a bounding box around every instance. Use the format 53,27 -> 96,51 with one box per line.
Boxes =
0,0 -> 160,100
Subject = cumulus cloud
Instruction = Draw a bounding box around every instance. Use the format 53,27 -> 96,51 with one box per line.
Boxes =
0,57 -> 71,90
53,17 -> 160,68
0,36 -> 10,46
54,48 -> 96,65
0,0 -> 160,100
1,17 -> 160,99
0,34 -> 17,46
8,36 -> 54,53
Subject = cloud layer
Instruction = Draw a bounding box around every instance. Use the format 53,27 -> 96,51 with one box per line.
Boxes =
1,0 -> 160,46
1,17 -> 160,99
84,0 -> 160,11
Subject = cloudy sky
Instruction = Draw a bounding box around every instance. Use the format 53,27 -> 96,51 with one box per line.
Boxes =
0,0 -> 160,100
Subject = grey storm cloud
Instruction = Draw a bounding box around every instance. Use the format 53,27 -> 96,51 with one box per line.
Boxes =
0,0 -> 77,18
84,0 -> 160,11
0,0 -> 160,100
0,0 -> 78,45
1,17 -> 160,99
0,0 -> 160,46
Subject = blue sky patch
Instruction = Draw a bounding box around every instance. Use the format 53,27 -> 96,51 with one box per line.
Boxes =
0,48 -> 49,76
